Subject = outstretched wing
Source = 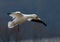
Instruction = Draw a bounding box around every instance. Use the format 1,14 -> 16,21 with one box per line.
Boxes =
8,12 -> 23,19
10,13 -> 23,18
31,19 -> 47,26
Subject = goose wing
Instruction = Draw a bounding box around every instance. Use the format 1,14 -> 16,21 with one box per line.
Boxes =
31,19 -> 47,26
8,12 -> 23,19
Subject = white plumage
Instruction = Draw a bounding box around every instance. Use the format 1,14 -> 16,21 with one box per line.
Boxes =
8,11 -> 47,28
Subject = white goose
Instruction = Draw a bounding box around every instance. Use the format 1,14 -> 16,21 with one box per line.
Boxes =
8,11 -> 47,28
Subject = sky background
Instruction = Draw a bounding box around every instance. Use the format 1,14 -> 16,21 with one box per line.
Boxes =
0,0 -> 60,42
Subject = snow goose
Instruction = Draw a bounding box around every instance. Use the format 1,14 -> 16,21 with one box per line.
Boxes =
7,11 -> 47,28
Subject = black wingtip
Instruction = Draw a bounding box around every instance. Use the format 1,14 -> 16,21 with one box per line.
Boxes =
42,22 -> 47,26
7,13 -> 11,15
31,19 -> 47,26
37,20 -> 47,26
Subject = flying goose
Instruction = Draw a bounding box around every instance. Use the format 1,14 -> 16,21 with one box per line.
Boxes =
8,11 -> 47,28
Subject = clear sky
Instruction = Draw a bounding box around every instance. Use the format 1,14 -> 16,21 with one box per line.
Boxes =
0,0 -> 60,41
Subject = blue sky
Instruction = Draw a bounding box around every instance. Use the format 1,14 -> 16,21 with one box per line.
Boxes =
0,0 -> 60,40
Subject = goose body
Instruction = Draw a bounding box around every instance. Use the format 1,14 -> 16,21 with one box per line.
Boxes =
8,11 -> 47,28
